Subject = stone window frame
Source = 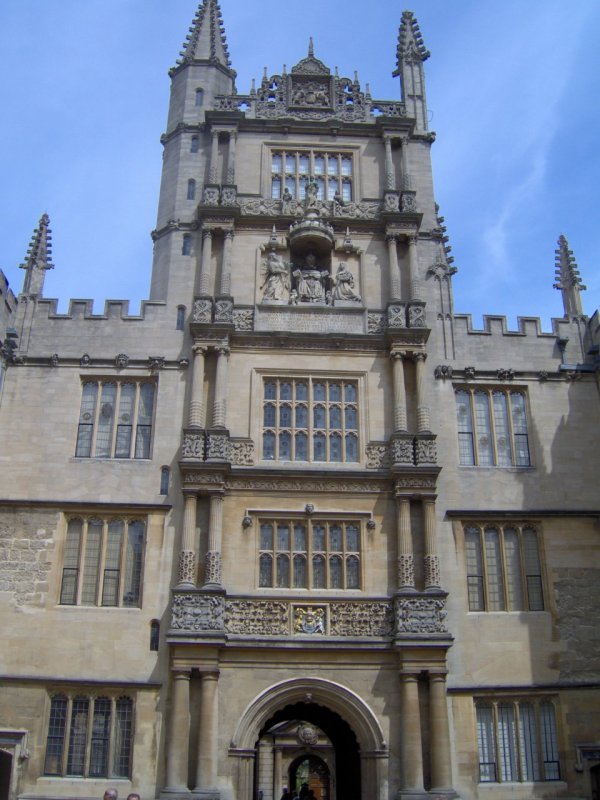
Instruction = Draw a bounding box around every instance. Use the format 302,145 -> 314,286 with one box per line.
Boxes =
43,691 -> 134,779
454,385 -> 531,467
475,695 -> 560,783
267,144 -> 358,203
75,378 -> 157,460
257,373 -> 364,466
463,521 -> 545,613
59,515 -> 146,608
256,515 -> 363,591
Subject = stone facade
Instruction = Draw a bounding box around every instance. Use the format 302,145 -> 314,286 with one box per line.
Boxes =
0,3 -> 599,800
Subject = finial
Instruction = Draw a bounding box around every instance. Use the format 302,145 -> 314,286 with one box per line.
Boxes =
263,66 -> 267,78
250,77 -> 256,95
283,63 -> 287,74
308,37 -> 314,57
553,234 -> 586,317
335,66 -> 339,77
174,0 -> 233,72
354,71 -> 359,84
19,212 -> 54,297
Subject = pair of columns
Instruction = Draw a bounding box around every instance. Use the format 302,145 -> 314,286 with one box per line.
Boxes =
396,495 -> 440,590
387,232 -> 420,302
400,671 -> 453,793
189,343 -> 229,430
383,133 -> 410,192
208,127 -> 237,185
178,491 -> 224,588
197,228 -> 234,297
165,669 -> 219,794
391,349 -> 431,433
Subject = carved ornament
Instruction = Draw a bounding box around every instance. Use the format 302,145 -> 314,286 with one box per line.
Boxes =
171,593 -> 225,632
394,596 -> 447,635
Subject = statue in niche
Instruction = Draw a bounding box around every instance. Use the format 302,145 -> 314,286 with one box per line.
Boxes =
331,262 -> 362,303
281,187 -> 293,215
304,177 -> 319,209
292,253 -> 328,303
261,252 -> 290,302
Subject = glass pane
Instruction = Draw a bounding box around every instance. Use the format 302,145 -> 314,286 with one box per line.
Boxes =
314,433 -> 326,461
264,404 -> 276,426
113,698 -> 133,778
138,384 -> 155,425
345,406 -> 357,429
474,392 -> 493,465
345,433 -> 358,462
94,383 -> 117,457
263,431 -> 275,460
271,154 -> 282,173
264,381 -> 276,400
328,156 -> 338,175
328,178 -> 338,198
279,431 -> 291,460
313,406 -> 326,428
314,382 -> 326,401
330,433 -> 342,461
102,520 -> 123,606
295,405 -> 308,427
280,382 -> 292,400
285,154 -> 295,173
66,697 -> 89,775
285,176 -> 296,197
61,519 -> 82,604
123,521 -> 144,607
295,432 -> 308,461
294,524 -> 307,551
510,392 -> 528,432
271,177 -> 281,199
313,555 -> 325,588
81,520 -> 103,605
497,703 -> 518,781
523,528 -> 543,610
134,426 -> 152,459
259,553 -> 273,587
277,524 -> 290,551
492,392 -> 512,466
519,702 -> 540,780
342,181 -> 352,201
293,555 -> 307,588
314,155 -> 325,175
347,555 -> 360,588
279,405 -> 292,427
89,697 -> 111,777
503,528 -> 523,610
476,705 -> 497,782
260,523 -> 273,550
44,695 -> 68,775
276,554 -> 290,587
329,383 -> 341,401
76,383 -> 98,457
75,425 -> 93,458
115,425 -> 132,459
540,702 -> 560,780
341,157 -> 352,176
456,390 -> 475,465
313,525 -> 325,551
296,381 -> 308,400
484,528 -> 505,610
346,525 -> 359,552
330,555 -> 343,589
329,406 -> 342,428
298,154 -> 309,174
465,527 -> 484,611
330,525 -> 343,551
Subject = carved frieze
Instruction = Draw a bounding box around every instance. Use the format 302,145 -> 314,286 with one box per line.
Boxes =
178,550 -> 196,585
202,186 -> 220,206
367,313 -> 386,334
225,600 -> 289,635
366,443 -> 390,469
229,439 -> 254,466
204,551 -> 222,585
408,302 -> 426,328
254,307 -> 365,335
388,303 -> 407,329
434,365 -> 453,379
383,192 -> 400,213
401,191 -> 417,212
181,432 -> 205,460
193,297 -> 213,324
214,298 -> 233,323
232,308 -> 254,331
220,186 -> 237,206
415,437 -> 437,465
329,602 -> 393,637
115,353 -> 129,369
171,593 -> 225,631
394,596 -> 448,635
391,437 -> 414,466
206,430 -> 230,461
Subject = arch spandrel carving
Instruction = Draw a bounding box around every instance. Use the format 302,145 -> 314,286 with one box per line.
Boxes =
230,676 -> 387,753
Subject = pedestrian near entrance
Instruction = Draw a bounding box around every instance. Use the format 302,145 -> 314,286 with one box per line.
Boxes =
103,790 -> 118,800
127,794 -> 141,800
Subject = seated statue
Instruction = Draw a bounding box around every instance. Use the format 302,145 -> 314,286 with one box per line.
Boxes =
292,253 -> 328,303
331,262 -> 361,302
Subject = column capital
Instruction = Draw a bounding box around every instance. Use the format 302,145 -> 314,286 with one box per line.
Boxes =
413,351 -> 427,362
202,228 -> 214,241
215,346 -> 230,358
192,343 -> 208,356
224,228 -> 235,241
386,232 -> 399,244
390,349 -> 408,361
407,233 -> 419,245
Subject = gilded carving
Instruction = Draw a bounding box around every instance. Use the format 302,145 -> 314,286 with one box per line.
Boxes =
294,605 -> 326,634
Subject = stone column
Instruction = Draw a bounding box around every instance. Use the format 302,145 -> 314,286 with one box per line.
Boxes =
198,229 -> 213,296
396,498 -> 415,590
257,739 -> 274,800
189,344 -> 207,428
203,493 -> 223,588
212,347 -> 229,428
383,134 -> 395,190
399,136 -> 410,189
194,671 -> 219,792
407,234 -> 420,300
399,672 -> 424,792
226,131 -> 237,184
391,351 -> 408,431
429,673 -> 453,791
414,352 -> 430,432
423,497 -> 441,590
209,129 -> 220,183
273,747 -> 283,800
177,492 -> 197,588
219,229 -> 234,297
165,670 -> 191,792
386,234 -> 401,301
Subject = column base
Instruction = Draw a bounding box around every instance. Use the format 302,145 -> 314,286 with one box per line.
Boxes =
191,791 -> 221,800
161,789 -> 191,799
398,792 -> 459,800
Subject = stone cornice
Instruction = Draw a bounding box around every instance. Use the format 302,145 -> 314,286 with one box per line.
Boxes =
0,499 -> 171,512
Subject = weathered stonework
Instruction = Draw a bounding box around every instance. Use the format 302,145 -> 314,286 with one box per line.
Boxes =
554,568 -> 600,682
0,508 -> 57,607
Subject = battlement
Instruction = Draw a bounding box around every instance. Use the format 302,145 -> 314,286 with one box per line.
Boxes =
453,313 -> 581,339
35,297 -> 167,321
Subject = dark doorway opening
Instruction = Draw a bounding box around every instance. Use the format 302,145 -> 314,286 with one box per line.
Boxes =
290,753 -> 330,800
255,701 -> 360,800
591,763 -> 600,800
0,750 -> 12,800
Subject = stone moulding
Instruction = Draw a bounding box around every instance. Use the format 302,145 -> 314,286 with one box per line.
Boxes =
170,594 -> 448,638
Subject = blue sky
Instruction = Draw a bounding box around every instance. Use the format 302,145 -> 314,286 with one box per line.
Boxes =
0,0 -> 598,327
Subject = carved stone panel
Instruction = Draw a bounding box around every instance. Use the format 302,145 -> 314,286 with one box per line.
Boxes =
293,605 -> 327,635
394,596 -> 448,635
171,593 -> 225,631
214,298 -> 233,324
206,430 -> 230,461
182,432 -> 205,460
193,297 -> 213,324
329,602 -> 393,637
388,303 -> 407,329
225,600 -> 289,635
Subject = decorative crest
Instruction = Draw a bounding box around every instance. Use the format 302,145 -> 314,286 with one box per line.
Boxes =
19,212 -> 54,297
553,234 -> 586,316
175,0 -> 233,71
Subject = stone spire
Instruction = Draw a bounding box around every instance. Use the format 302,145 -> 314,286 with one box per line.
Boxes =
553,234 -> 586,316
176,0 -> 232,70
393,11 -> 430,131
19,213 -> 54,297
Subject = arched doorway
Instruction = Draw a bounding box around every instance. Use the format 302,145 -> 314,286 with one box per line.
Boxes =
591,763 -> 600,800
289,753 -> 330,800
0,750 -> 12,800
230,677 -> 387,800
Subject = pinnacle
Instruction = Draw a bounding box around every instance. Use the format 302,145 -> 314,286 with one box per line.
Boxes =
553,234 -> 586,317
19,213 -> 54,272
176,0 -> 232,70
394,10 -> 430,76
